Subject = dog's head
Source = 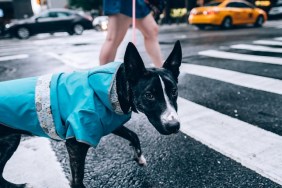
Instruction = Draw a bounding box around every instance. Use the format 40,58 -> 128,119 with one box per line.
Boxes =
124,41 -> 182,135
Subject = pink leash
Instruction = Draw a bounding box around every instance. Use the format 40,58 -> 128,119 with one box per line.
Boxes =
132,0 -> 136,44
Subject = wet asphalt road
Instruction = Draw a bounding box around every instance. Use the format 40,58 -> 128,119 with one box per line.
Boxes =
1,20 -> 282,188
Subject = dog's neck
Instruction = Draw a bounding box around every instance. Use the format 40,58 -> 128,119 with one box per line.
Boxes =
115,64 -> 137,114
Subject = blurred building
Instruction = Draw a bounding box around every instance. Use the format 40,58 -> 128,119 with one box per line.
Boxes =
0,0 -> 35,21
47,0 -> 67,9
0,0 -> 32,34
0,0 -> 67,35
0,0 -> 67,20
0,0 -> 34,30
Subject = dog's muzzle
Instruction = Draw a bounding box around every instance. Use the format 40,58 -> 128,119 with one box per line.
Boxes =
165,120 -> 180,134
161,110 -> 180,134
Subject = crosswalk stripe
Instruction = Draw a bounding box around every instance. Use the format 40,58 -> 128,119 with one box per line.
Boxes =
253,40 -> 282,46
264,25 -> 282,29
3,137 -> 69,187
48,52 -> 100,70
0,54 -> 29,62
230,44 -> 282,53
274,37 -> 282,41
264,22 -> 282,28
0,44 -> 27,48
198,50 -> 282,65
0,47 -> 35,52
181,63 -> 282,95
178,97 -> 282,185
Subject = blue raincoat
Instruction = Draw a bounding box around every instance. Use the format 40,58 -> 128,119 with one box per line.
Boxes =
0,62 -> 131,147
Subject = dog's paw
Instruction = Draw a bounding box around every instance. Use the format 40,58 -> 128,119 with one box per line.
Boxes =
134,154 -> 147,167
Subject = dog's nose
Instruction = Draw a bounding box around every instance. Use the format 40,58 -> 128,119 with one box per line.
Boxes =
166,120 -> 180,133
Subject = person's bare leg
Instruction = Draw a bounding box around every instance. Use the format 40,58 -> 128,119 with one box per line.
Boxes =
99,14 -> 132,65
136,13 -> 163,68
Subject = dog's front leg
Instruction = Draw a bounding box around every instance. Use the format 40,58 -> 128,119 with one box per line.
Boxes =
66,138 -> 90,188
113,126 -> 147,166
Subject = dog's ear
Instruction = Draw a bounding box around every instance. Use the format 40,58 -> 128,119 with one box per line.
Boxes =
163,40 -> 182,82
124,42 -> 146,84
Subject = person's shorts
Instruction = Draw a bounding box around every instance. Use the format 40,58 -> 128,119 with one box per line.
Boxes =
103,0 -> 151,19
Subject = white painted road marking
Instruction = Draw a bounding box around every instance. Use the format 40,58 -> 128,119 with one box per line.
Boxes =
0,54 -> 29,62
274,37 -> 282,41
198,50 -> 282,65
3,137 -> 69,188
178,97 -> 282,185
230,44 -> 282,53
48,52 -> 100,70
181,63 -> 282,95
253,40 -> 282,46
264,25 -> 282,29
264,21 -> 282,29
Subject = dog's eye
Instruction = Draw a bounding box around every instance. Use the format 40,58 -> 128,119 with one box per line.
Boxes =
171,89 -> 178,97
144,92 -> 155,100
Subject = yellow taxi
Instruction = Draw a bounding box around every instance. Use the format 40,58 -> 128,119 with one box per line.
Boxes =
188,0 -> 267,29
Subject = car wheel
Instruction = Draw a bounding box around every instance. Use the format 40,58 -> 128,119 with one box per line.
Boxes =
67,30 -> 74,35
254,15 -> 264,27
221,17 -> 232,29
16,27 -> 30,39
73,24 -> 84,35
95,25 -> 102,31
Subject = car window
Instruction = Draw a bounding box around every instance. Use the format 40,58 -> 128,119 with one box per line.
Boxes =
226,2 -> 240,8
238,2 -> 252,8
227,2 -> 253,8
205,2 -> 221,6
56,12 -> 71,18
49,12 -> 57,18
38,12 -> 49,18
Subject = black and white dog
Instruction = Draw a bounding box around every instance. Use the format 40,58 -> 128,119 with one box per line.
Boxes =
0,41 -> 182,188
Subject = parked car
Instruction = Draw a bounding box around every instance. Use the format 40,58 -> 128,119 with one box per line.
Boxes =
4,9 -> 93,39
188,0 -> 267,30
269,0 -> 282,18
0,22 -> 4,36
92,16 -> 108,31
0,8 -> 4,36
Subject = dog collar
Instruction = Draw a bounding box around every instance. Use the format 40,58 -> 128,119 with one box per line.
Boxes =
110,76 -> 122,114
109,70 -> 131,115
35,74 -> 62,140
